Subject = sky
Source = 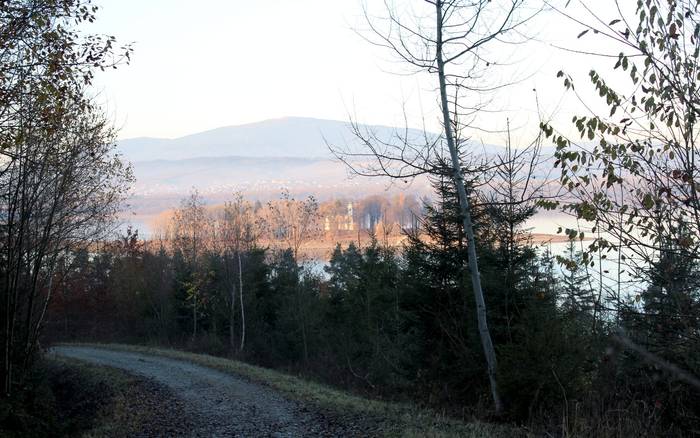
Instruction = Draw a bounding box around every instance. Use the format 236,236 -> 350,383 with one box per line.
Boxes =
88,0 -> 628,145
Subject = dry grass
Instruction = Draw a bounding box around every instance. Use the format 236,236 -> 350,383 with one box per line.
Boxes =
47,357 -> 137,437
48,356 -> 189,438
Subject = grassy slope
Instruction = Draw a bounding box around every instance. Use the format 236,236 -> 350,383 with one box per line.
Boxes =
55,356 -> 192,438
0,356 -> 172,438
55,357 -> 149,438
62,343 -> 525,438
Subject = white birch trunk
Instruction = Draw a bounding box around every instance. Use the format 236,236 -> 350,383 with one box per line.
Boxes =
238,250 -> 245,351
229,278 -> 236,349
435,0 -> 503,414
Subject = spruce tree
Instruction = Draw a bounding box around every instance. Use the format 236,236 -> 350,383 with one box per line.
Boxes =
401,175 -> 487,403
558,240 -> 595,319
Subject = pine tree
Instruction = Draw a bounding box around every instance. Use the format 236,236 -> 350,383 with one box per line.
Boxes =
620,230 -> 700,431
401,175 -> 488,403
558,240 -> 595,318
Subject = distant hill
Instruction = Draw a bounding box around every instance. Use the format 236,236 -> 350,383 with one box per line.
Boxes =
117,117 -> 443,162
116,116 -> 558,235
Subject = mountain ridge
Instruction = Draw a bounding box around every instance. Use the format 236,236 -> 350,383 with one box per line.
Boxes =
117,116 -> 435,162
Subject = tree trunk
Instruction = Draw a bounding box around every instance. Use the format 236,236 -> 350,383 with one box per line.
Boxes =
238,250 -> 245,351
435,0 -> 502,414
229,280 -> 236,349
301,316 -> 309,363
297,285 -> 309,363
192,295 -> 198,339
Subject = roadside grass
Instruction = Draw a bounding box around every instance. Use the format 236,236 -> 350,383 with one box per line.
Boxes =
60,342 -> 526,438
54,357 -> 137,438
47,356 -> 188,438
0,356 -> 131,437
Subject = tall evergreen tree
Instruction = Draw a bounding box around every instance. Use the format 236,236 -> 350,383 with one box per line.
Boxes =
557,240 -> 595,319
620,231 -> 700,430
401,175 -> 488,404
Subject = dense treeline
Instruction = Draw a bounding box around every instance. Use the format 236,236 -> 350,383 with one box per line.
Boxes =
46,178 -> 700,435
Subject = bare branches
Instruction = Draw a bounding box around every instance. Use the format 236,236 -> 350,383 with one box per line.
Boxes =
333,0 -> 547,414
613,329 -> 700,391
267,190 -> 321,262
335,1 -> 545,193
541,0 -> 700,275
0,0 -> 135,390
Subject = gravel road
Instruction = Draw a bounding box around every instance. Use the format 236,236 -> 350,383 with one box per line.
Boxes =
52,346 -> 362,437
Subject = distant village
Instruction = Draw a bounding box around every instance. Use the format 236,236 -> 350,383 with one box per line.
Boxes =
319,193 -> 422,236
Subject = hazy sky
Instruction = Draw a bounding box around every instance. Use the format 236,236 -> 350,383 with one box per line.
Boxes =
89,1 -> 624,145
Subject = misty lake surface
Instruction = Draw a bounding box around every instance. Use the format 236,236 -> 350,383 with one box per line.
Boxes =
127,208 -> 646,297
306,237 -> 645,299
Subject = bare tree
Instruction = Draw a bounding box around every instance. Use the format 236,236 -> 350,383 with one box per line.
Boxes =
267,189 -> 321,262
331,0 -> 544,412
266,190 -> 320,361
0,0 -> 132,397
170,190 -> 210,339
220,192 -> 260,351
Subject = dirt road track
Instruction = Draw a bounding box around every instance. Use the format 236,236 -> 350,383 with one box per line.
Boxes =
52,346 -> 359,437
